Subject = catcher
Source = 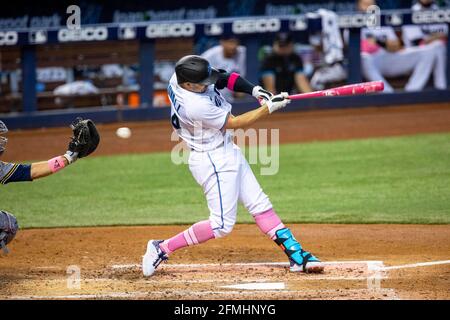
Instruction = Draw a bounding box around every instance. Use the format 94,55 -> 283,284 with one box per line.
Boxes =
0,118 -> 100,254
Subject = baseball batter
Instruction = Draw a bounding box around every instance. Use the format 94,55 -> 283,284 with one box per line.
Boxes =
143,55 -> 324,276
0,118 -> 99,254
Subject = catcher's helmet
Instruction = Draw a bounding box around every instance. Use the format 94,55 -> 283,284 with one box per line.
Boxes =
175,55 -> 220,85
0,120 -> 8,156
0,210 -> 19,254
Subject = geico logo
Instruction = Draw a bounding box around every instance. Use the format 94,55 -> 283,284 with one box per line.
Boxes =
385,14 -> 403,26
338,14 -> 367,28
204,23 -> 223,36
0,31 -> 18,45
146,23 -> 195,38
58,27 -> 108,42
289,18 -> 307,31
413,10 -> 450,24
232,19 -> 280,34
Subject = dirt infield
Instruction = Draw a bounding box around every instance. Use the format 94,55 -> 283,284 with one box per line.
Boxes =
1,103 -> 450,299
1,224 -> 449,299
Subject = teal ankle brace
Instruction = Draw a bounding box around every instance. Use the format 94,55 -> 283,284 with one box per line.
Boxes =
274,228 -> 312,267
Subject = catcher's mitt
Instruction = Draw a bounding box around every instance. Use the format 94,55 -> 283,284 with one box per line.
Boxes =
0,210 -> 19,254
68,117 -> 100,158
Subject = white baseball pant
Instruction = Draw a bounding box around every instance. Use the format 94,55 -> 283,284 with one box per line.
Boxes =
428,40 -> 447,90
189,142 -> 273,238
361,44 -> 445,92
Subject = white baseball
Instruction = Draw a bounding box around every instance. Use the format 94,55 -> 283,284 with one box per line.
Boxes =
116,127 -> 132,139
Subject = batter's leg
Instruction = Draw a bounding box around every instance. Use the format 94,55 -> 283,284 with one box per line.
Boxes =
143,150 -> 240,276
142,219 -> 216,276
192,150 -> 240,238
161,149 -> 241,254
158,161 -> 240,257
158,220 -> 215,255
238,155 -> 324,273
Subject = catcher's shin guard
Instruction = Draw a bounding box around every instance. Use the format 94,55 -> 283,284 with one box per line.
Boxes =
274,228 -> 322,272
0,210 -> 19,254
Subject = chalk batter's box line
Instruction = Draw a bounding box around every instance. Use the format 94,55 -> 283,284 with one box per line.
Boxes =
110,260 -> 383,270
5,288 -> 400,300
18,275 -> 381,285
111,259 -> 450,271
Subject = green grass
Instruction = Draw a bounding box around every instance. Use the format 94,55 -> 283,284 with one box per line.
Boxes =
2,133 -> 450,228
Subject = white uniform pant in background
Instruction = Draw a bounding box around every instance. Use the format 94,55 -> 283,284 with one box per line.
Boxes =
361,43 -> 446,92
189,143 -> 272,238
428,41 -> 447,90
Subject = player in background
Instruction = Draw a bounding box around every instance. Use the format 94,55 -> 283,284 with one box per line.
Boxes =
201,35 -> 247,102
0,118 -> 99,253
308,9 -> 348,91
411,0 -> 448,38
401,0 -> 447,89
358,0 -> 446,92
142,55 -> 324,276
261,33 -> 313,94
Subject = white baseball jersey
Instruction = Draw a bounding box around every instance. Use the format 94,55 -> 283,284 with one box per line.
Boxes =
201,45 -> 246,76
201,45 -> 246,101
167,72 -> 272,238
168,74 -> 232,152
402,24 -> 448,47
402,3 -> 448,48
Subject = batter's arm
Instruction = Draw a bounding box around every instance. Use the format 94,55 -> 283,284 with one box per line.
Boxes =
225,104 -> 269,129
215,71 -> 272,102
215,71 -> 255,94
225,93 -> 290,129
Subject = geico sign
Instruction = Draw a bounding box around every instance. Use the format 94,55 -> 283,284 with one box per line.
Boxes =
413,10 -> 450,24
0,31 -> 18,45
58,27 -> 108,42
146,23 -> 195,38
338,14 -> 368,28
232,19 -> 281,34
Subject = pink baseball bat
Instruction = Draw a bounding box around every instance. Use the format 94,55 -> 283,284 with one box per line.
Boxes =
288,81 -> 384,100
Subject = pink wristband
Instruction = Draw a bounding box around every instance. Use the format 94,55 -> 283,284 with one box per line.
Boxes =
48,156 -> 66,173
227,72 -> 240,91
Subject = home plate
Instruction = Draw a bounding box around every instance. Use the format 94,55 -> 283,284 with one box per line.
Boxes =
221,282 -> 285,290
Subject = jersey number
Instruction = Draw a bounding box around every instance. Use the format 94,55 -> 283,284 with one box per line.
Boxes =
171,114 -> 180,129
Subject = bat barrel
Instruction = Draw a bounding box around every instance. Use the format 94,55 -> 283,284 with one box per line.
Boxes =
355,81 -> 384,92
288,81 -> 384,100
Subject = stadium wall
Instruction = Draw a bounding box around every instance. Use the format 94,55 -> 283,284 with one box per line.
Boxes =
1,7 -> 450,129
